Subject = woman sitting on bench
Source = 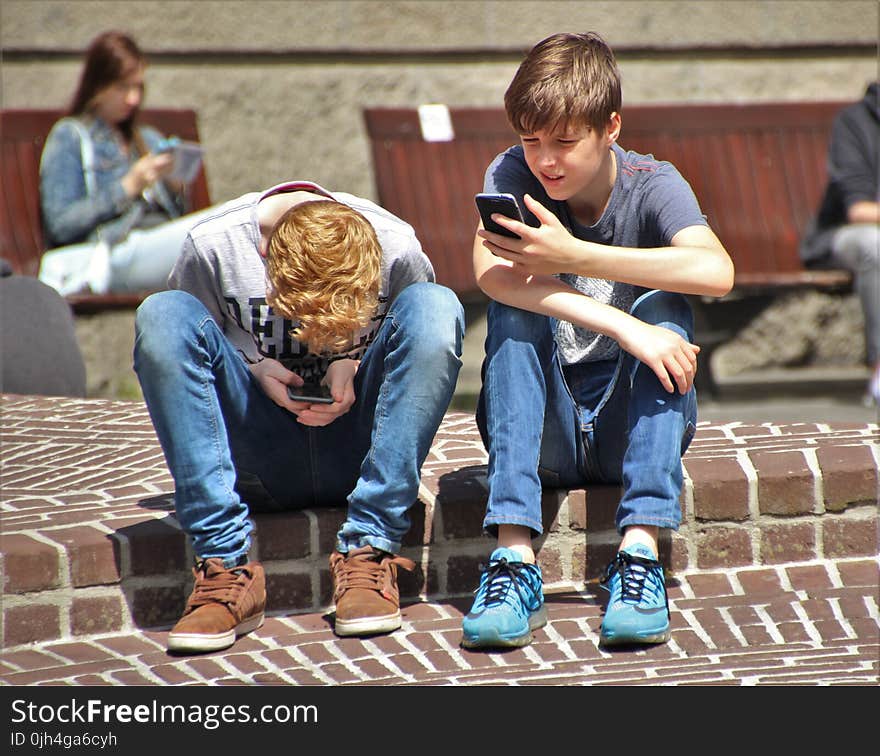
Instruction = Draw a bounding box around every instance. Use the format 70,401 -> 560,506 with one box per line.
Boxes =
38,30 -> 214,296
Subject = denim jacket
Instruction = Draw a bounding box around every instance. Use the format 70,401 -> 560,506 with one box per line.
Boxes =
39,115 -> 183,248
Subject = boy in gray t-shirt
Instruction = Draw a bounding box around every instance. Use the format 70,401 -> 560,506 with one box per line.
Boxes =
134,180 -> 464,653
461,33 -> 733,651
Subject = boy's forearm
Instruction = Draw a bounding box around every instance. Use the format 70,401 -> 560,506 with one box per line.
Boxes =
475,258 -> 635,343
538,285 -> 636,343
569,237 -> 734,299
477,217 -> 734,300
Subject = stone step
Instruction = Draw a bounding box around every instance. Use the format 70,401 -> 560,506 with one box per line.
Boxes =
1,393 -> 878,646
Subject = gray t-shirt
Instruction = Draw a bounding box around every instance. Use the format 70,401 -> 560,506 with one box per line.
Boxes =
168,180 -> 434,380
484,142 -> 707,364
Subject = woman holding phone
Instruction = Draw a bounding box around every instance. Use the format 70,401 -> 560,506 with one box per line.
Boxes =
38,30 -> 213,296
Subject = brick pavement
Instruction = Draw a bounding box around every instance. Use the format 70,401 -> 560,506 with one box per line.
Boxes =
1,557 -> 877,686
1,393 -> 878,686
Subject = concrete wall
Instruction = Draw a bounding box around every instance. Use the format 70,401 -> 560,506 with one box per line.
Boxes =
3,0 -> 877,205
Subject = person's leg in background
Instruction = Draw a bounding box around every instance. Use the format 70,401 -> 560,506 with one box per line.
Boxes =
829,225 -> 880,406
109,207 -> 217,293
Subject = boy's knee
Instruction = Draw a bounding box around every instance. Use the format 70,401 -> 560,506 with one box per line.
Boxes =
397,282 -> 465,342
631,290 -> 693,339
134,290 -> 204,356
137,289 -> 183,327
403,281 -> 461,312
486,300 -> 549,341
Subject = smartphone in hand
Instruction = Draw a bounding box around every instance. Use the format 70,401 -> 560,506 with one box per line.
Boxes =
475,192 -> 525,239
153,137 -> 204,183
287,380 -> 334,404
154,137 -> 180,154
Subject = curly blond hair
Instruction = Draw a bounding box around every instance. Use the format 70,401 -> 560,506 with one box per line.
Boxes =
265,200 -> 382,354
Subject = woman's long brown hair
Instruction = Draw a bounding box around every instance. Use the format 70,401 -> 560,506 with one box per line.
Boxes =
69,30 -> 148,154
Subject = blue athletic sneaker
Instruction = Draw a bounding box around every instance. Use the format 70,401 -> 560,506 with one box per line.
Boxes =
599,543 -> 670,646
461,547 -> 547,649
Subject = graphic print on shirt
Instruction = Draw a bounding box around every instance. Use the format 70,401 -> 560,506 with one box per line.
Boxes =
224,293 -> 389,381
619,157 -> 659,177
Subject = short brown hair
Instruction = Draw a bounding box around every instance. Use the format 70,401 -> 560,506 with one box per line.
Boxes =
266,200 -> 382,354
504,31 -> 621,135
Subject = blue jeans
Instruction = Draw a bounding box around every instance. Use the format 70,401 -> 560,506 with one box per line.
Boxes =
133,282 -> 464,566
476,289 -> 697,537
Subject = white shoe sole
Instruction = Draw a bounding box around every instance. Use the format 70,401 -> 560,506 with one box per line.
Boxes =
167,612 -> 264,653
333,610 -> 401,637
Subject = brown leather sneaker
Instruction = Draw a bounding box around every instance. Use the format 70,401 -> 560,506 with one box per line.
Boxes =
330,546 -> 415,637
167,558 -> 266,653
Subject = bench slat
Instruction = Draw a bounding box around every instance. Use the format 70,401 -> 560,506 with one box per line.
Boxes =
365,102 -> 853,297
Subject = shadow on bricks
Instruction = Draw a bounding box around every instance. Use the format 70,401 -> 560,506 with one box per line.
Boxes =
110,517 -> 191,630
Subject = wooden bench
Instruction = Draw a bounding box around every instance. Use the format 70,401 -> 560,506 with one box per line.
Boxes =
0,108 -> 212,314
364,102 -> 853,394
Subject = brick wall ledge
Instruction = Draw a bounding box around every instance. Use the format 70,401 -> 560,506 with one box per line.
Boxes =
1,393 -> 878,647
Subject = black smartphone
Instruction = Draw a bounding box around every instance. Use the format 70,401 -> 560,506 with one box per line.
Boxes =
287,381 -> 334,404
475,192 -> 525,238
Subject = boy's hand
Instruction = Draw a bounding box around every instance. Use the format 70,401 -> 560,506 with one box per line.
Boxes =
249,357 -> 297,406
287,358 -> 358,427
477,193 -> 580,274
617,320 -> 700,395
249,357 -> 357,425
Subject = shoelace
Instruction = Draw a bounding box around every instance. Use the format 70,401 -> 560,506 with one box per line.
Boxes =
600,551 -> 667,607
333,551 -> 415,597
187,562 -> 251,609
477,558 -> 537,610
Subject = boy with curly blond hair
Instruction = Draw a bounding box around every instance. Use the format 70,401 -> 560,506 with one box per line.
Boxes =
134,181 -> 464,653
462,33 -> 733,650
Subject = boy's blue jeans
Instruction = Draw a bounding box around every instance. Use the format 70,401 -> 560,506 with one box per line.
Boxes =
133,282 -> 464,567
476,289 -> 697,537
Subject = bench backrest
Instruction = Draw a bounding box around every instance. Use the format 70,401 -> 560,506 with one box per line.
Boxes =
0,108 -> 211,277
364,102 -> 850,297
